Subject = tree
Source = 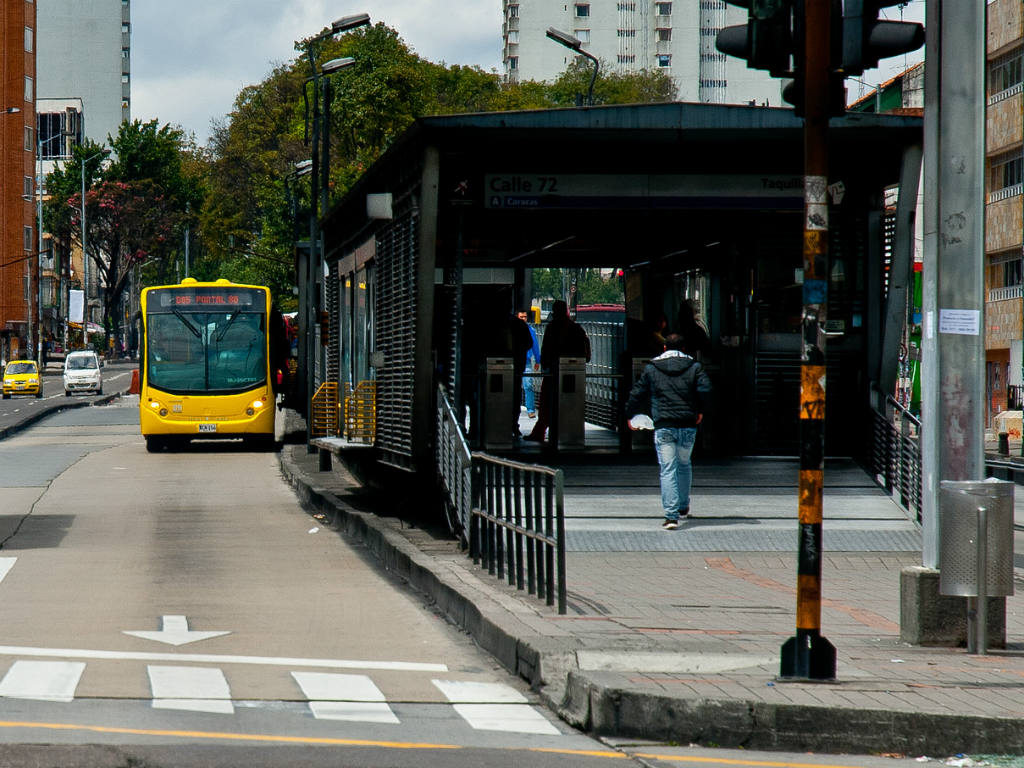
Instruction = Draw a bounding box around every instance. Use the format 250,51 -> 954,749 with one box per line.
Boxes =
547,59 -> 676,107
44,120 -> 201,349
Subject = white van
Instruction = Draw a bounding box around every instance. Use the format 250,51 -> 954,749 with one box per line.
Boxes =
63,350 -> 103,396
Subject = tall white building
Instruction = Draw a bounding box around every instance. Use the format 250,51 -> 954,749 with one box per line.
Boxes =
503,0 -> 783,106
36,0 -> 130,165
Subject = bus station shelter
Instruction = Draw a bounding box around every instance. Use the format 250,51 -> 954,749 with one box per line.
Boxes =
313,102 -> 922,474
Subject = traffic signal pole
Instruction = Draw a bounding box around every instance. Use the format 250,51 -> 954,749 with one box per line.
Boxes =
780,0 -> 836,681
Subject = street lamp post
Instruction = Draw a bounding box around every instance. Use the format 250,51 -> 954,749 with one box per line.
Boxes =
301,13 -> 369,444
545,27 -> 599,106
79,148 -> 104,349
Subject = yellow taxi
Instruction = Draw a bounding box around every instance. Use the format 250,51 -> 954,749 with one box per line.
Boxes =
2,360 -> 42,399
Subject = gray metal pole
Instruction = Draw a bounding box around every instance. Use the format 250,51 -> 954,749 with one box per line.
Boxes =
921,1 -> 986,569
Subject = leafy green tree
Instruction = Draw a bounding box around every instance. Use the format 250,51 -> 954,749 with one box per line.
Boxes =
547,59 -> 675,107
44,120 -> 201,347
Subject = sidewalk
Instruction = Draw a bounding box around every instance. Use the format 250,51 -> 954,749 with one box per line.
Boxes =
278,433 -> 1024,757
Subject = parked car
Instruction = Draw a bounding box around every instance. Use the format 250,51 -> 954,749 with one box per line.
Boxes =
63,350 -> 103,396
2,360 -> 41,399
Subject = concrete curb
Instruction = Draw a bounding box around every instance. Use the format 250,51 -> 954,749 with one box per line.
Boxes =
277,448 -> 580,695
276,447 -> 1024,755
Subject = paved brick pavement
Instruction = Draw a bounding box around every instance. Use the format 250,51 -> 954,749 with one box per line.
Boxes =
278,433 -> 1024,758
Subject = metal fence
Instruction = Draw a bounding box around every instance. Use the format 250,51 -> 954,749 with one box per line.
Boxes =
470,455 -> 567,614
435,385 -> 567,614
436,384 -> 473,537
868,385 -> 922,521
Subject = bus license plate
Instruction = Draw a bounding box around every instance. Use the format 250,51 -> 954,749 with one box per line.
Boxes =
198,423 -> 217,433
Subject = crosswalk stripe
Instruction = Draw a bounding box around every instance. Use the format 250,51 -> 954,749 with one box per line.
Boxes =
432,680 -> 560,735
0,660 -> 85,702
292,672 -> 399,723
0,558 -> 16,585
148,665 -> 233,714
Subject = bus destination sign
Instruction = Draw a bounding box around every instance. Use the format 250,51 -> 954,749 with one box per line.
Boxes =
154,289 -> 258,309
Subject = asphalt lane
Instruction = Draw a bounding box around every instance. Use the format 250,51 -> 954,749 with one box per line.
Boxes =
0,400 -> 619,766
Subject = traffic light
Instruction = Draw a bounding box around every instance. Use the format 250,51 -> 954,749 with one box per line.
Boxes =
841,0 -> 924,77
716,0 -> 796,78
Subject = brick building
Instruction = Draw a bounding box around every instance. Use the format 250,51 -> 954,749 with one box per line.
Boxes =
1,1 -> 37,361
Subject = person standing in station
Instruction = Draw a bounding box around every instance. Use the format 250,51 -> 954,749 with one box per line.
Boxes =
625,332 -> 712,530
525,299 -> 591,443
518,310 -> 541,419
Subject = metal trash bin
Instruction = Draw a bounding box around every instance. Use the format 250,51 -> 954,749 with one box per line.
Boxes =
939,478 -> 1014,654
482,357 -> 514,450
939,479 -> 1015,598
557,357 -> 586,449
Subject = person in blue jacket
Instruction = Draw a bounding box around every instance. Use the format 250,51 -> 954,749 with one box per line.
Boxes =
518,310 -> 541,418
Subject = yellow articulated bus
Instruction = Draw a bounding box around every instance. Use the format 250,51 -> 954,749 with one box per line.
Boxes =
139,278 -> 276,452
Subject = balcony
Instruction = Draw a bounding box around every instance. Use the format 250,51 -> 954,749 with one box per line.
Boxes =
988,88 -> 1023,154
987,192 -> 1024,253
989,0 -> 1023,56
990,285 -> 1023,302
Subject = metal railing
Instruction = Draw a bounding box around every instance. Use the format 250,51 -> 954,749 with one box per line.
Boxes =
1009,385 -> 1023,411
470,455 -> 567,614
436,385 -> 567,614
436,384 -> 473,537
868,385 -> 922,521
311,382 -> 340,437
343,380 -> 377,443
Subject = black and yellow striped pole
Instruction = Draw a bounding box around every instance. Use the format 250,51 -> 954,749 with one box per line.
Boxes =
780,0 -> 836,681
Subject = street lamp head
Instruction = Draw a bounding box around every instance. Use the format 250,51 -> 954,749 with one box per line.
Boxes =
331,13 -> 370,33
546,27 -> 582,52
294,159 -> 313,177
2,107 -> 21,114
321,56 -> 356,75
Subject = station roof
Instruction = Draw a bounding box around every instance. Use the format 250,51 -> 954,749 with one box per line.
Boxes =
323,101 -> 922,271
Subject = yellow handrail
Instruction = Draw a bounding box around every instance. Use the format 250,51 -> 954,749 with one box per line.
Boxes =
310,382 -> 339,437
344,380 -> 376,443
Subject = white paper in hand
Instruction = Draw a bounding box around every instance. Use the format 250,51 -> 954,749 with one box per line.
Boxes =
629,414 -> 654,430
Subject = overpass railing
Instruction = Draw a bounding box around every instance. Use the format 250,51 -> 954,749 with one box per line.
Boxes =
435,385 -> 567,614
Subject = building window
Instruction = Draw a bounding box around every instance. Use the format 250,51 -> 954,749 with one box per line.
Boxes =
988,250 -> 1022,290
575,29 -> 590,43
508,3 -> 519,17
122,48 -> 130,59
507,30 -> 519,43
24,126 -> 32,152
618,54 -> 636,63
656,27 -> 672,42
23,176 -> 32,199
122,23 -> 130,33
617,2 -> 636,9
617,28 -> 636,37
657,2 -> 673,14
657,54 -> 672,67
24,76 -> 32,103
509,56 -> 519,70
24,27 -> 32,53
990,48 -> 1024,98
992,151 -> 1023,194
24,226 -> 33,252
575,3 -> 590,17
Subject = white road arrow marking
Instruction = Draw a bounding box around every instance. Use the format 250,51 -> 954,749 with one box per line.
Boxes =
123,615 -> 231,646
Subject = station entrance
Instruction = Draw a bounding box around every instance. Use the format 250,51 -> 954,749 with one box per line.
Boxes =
319,102 -> 922,472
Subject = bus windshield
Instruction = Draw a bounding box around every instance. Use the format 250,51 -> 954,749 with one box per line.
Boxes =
146,309 -> 267,394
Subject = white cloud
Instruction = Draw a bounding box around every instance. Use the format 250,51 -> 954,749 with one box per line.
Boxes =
131,1 -> 503,146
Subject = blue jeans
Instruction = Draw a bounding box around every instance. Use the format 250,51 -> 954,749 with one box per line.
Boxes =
523,372 -> 536,413
655,427 -> 697,520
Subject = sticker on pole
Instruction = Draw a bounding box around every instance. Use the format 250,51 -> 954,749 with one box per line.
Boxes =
938,309 -> 980,336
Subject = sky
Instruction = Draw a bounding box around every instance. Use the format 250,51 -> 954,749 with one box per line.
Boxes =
130,0 -> 926,148
131,1 -> 505,146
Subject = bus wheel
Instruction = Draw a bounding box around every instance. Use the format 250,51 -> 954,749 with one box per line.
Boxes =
145,436 -> 164,453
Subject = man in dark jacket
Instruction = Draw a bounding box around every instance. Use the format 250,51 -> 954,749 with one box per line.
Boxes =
625,333 -> 712,530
